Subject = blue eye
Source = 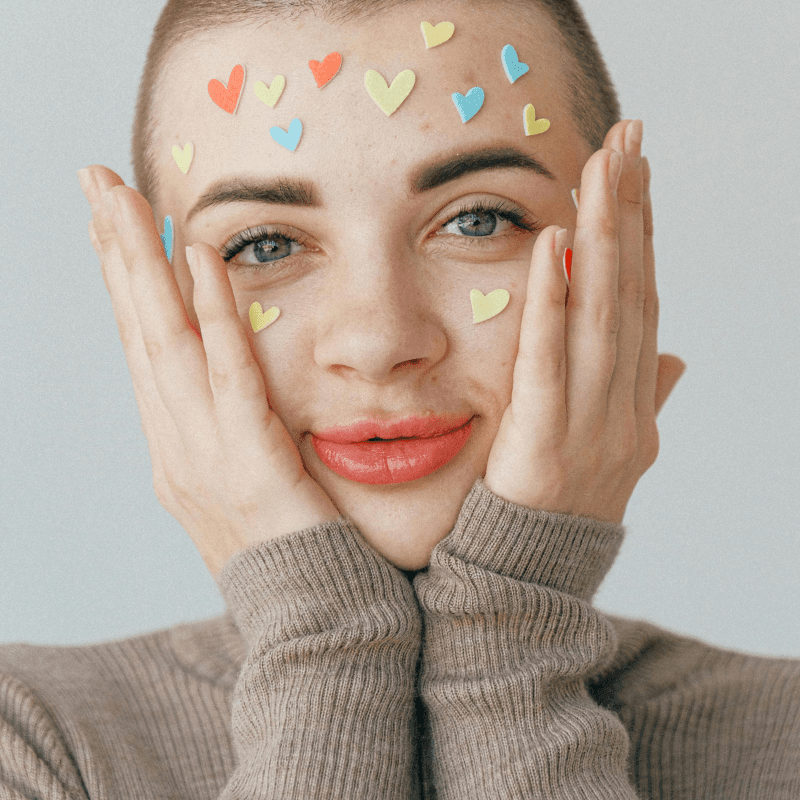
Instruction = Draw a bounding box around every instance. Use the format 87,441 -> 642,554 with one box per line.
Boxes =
450,210 -> 499,237
439,201 -> 537,238
221,227 -> 306,267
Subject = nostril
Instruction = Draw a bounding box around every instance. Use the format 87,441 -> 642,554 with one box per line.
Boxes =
394,358 -> 424,370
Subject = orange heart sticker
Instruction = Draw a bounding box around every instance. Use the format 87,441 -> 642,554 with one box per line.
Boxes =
208,64 -> 246,114
309,52 -> 342,88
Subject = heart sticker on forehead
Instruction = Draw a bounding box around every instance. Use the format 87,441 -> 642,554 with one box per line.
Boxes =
501,45 -> 530,84
523,104 -> 550,136
421,20 -> 455,49
309,52 -> 342,88
208,64 -> 246,114
172,142 -> 194,174
471,289 -> 510,324
249,302 -> 281,333
365,69 -> 416,116
254,75 -> 286,108
270,118 -> 303,152
452,87 -> 485,123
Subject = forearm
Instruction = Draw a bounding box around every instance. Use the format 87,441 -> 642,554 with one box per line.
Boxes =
219,517 -> 422,800
414,479 -> 639,799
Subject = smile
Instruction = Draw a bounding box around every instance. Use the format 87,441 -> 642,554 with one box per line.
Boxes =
310,414 -> 475,485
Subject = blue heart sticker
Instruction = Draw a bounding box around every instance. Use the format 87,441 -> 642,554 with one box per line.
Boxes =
451,87 -> 485,123
270,118 -> 303,152
501,44 -> 529,84
160,215 -> 174,263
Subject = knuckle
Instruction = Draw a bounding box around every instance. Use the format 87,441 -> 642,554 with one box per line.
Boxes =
644,291 -> 659,327
593,300 -> 621,337
587,215 -> 619,241
142,334 -> 165,362
620,275 -> 646,313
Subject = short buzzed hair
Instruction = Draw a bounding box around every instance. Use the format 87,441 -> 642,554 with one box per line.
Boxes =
131,0 -> 621,211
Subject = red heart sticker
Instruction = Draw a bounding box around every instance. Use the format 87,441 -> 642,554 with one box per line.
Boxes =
208,64 -> 246,114
309,52 -> 342,88
563,247 -> 573,284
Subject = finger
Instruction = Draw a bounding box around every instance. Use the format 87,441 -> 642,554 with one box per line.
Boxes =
105,186 -> 217,453
510,225 -> 569,439
88,172 -> 187,471
602,119 -> 631,152
606,120 -> 645,423
565,147 -> 623,431
186,243 -> 295,474
635,156 -> 661,417
654,354 -> 686,416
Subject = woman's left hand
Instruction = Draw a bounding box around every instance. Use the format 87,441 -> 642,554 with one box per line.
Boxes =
484,119 -> 686,524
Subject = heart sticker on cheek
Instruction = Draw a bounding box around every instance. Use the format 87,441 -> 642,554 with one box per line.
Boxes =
160,215 -> 174,263
249,302 -> 281,333
471,289 -> 510,324
208,64 -> 246,114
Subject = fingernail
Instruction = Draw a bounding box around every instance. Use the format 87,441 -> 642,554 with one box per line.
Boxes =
185,245 -> 199,278
608,150 -> 623,194
77,168 -> 92,198
554,228 -> 571,285
642,155 -> 651,192
626,119 -> 644,160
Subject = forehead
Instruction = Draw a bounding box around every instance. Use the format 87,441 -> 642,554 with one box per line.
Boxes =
153,2 -> 585,217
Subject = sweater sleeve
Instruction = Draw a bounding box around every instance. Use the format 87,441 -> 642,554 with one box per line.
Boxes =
216,516 -> 423,800
412,478 -> 640,799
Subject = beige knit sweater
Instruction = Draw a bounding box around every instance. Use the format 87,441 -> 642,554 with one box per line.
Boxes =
1,479 -> 799,799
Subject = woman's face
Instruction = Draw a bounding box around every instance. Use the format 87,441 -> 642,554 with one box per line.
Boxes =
154,2 -> 592,569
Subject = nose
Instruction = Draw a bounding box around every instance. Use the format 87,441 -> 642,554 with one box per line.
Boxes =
313,250 -> 448,384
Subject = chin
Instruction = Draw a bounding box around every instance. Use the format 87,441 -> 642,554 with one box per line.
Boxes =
304,445 -> 486,571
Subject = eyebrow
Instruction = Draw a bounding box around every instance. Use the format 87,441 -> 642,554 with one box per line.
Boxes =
410,146 -> 556,193
185,146 -> 556,222
186,177 -> 318,222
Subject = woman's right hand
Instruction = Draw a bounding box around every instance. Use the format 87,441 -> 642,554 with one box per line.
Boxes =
79,166 -> 341,578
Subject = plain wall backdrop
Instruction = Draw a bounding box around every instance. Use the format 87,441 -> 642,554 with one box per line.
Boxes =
1,1 -> 798,655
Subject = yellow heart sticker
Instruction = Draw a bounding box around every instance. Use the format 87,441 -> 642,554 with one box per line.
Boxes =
172,142 -> 194,174
254,75 -> 286,108
249,302 -> 281,333
421,21 -> 455,49
470,289 -> 510,324
523,104 -> 550,137
365,69 -> 416,116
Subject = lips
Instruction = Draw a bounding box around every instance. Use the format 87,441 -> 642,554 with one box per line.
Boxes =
311,414 -> 474,485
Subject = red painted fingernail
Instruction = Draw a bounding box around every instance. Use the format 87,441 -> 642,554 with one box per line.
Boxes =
563,248 -> 573,284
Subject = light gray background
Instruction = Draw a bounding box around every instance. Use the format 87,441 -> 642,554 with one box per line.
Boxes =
1,1 -> 798,655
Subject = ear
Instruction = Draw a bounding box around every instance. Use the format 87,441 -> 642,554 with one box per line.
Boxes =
654,354 -> 687,416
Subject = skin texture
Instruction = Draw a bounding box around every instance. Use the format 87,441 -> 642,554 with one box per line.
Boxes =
79,2 -> 684,575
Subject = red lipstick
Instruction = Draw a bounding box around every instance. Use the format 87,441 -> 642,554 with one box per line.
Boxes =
311,414 -> 474,485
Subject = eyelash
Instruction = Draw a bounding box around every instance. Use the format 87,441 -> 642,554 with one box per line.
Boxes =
219,200 -> 542,263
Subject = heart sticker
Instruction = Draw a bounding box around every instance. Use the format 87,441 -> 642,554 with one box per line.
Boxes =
523,104 -> 550,136
254,75 -> 286,108
270,118 -> 303,152
172,142 -> 194,174
452,87 -> 485,123
470,289 -> 510,324
421,21 -> 455,49
309,52 -> 342,88
563,247 -> 573,285
501,45 -> 530,84
249,302 -> 281,333
208,64 -> 246,114
160,215 -> 174,263
365,69 -> 416,116
571,188 -> 580,209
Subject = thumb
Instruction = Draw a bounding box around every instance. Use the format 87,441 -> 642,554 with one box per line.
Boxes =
654,354 -> 686,416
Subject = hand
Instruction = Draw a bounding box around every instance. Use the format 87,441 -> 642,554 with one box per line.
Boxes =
79,166 -> 340,577
484,120 -> 686,524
